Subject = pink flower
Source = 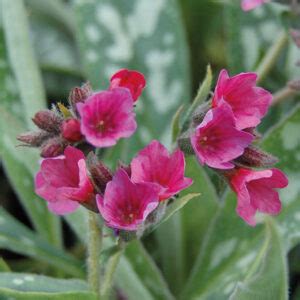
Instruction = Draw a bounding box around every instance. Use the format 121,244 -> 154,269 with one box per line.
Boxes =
241,0 -> 270,11
130,140 -> 193,201
35,146 -> 94,215
110,69 -> 146,102
96,169 -> 159,231
61,119 -> 82,142
191,103 -> 253,169
230,168 -> 288,226
212,69 -> 272,130
77,88 -> 137,147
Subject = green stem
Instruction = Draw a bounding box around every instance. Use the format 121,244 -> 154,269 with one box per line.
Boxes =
87,211 -> 102,298
272,86 -> 298,106
255,31 -> 289,84
101,247 -> 123,300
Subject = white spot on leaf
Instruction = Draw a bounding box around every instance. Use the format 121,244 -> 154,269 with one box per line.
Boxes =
12,279 -> 23,285
281,122 -> 300,150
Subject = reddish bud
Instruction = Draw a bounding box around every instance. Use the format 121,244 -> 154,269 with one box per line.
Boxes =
288,79 -> 300,91
32,110 -> 62,133
290,29 -> 300,48
41,137 -> 66,158
234,145 -> 278,168
61,119 -> 82,142
86,152 -> 113,194
110,69 -> 146,102
17,131 -> 51,147
69,82 -> 92,108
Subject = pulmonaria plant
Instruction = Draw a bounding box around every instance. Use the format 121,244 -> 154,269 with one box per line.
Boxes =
20,67 -> 288,236
179,68 -> 288,225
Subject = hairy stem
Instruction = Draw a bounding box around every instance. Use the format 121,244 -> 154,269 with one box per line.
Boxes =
101,247 -> 123,300
87,211 -> 102,297
272,86 -> 298,106
256,31 -> 289,84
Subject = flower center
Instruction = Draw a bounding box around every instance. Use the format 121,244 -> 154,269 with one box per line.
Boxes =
123,212 -> 135,224
199,136 -> 208,147
96,120 -> 106,132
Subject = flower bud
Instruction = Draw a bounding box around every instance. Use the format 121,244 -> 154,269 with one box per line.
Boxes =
69,82 -> 92,111
177,131 -> 195,155
86,152 -> 113,194
234,145 -> 278,168
288,79 -> 300,91
32,110 -> 63,133
290,29 -> 300,49
41,137 -> 66,158
17,131 -> 51,147
61,119 -> 82,142
192,101 -> 211,127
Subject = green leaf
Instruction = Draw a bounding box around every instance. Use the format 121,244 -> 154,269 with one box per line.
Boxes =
0,28 -> 62,247
262,104 -> 300,250
2,0 -> 47,126
0,289 -> 97,300
229,219 -> 288,300
73,0 -> 191,158
124,240 -> 174,300
154,193 -> 200,231
181,157 -> 219,275
0,208 -> 84,278
171,105 -> 185,143
0,272 -> 96,299
0,258 -> 10,272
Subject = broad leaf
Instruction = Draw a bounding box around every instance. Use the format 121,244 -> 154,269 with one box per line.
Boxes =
0,28 -> 62,246
230,219 -> 288,300
0,272 -> 96,300
0,208 -> 84,278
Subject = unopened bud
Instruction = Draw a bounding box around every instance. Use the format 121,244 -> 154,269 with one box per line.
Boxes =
32,110 -> 63,133
177,131 -> 194,155
290,29 -> 300,48
69,82 -> 92,112
244,128 -> 262,141
41,137 -> 66,158
288,79 -> 300,91
234,145 -> 278,168
17,131 -> 51,147
86,152 -> 113,194
61,119 -> 82,142
192,101 -> 211,127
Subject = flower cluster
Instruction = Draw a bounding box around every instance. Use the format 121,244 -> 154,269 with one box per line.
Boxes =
241,0 -> 270,11
18,69 -> 145,157
24,69 -> 192,234
179,69 -> 288,225
35,141 -> 192,232
20,67 -> 288,232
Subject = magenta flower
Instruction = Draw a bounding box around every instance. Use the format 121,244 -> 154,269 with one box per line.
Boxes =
230,168 -> 288,226
191,103 -> 253,169
241,0 -> 270,11
130,140 -> 193,201
96,169 -> 159,231
212,69 -> 272,130
110,69 -> 146,102
77,88 -> 137,147
35,146 -> 94,215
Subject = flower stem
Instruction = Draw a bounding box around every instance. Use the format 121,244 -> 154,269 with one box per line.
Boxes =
256,31 -> 289,84
272,86 -> 298,106
87,211 -> 102,297
101,246 -> 124,300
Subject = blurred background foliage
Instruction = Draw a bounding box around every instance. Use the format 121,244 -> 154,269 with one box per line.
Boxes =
0,0 -> 300,299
